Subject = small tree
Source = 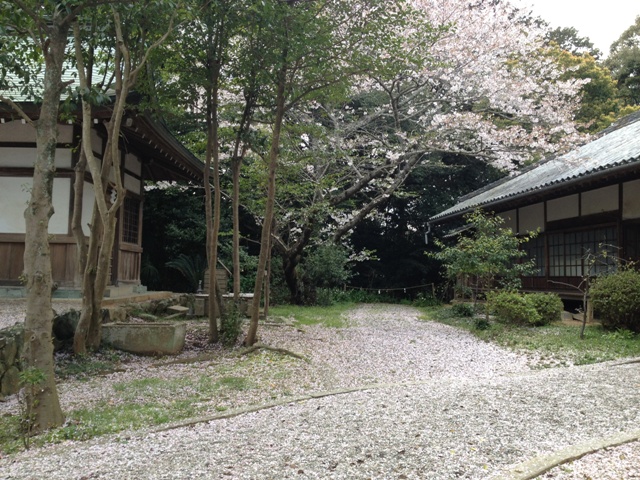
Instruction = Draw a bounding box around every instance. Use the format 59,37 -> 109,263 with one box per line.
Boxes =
433,210 -> 536,303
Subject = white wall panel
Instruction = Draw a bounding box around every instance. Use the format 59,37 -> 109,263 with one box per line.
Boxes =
124,173 -> 141,194
581,185 -> 618,216
547,194 -> 579,221
623,179 -> 640,219
0,147 -> 72,168
0,176 -> 70,234
81,182 -> 96,236
518,202 -> 544,233
498,209 -> 517,231
0,121 -> 36,142
125,153 -> 141,176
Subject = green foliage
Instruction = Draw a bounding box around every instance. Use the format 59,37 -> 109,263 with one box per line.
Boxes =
298,244 -> 352,304
220,304 -> 243,347
314,288 -> 335,307
486,291 -> 542,326
590,268 -> 640,332
547,45 -> 638,133
451,302 -> 475,317
54,350 -> 125,379
606,16 -> 640,106
332,288 -> 397,304
432,210 -> 536,300
302,244 -> 352,289
17,367 -> 46,449
165,254 -> 207,293
486,291 -> 562,326
412,293 -> 441,308
142,185 -> 212,292
268,303 -> 352,328
474,317 -> 490,330
545,26 -> 601,58
427,306 -> 640,367
527,293 -> 564,326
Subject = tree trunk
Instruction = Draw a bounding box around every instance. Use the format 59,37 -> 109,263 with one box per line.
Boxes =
232,158 -> 242,300
245,66 -> 287,346
203,22 -> 225,342
22,25 -> 67,431
73,202 -> 103,354
71,150 -> 88,287
282,254 -> 303,304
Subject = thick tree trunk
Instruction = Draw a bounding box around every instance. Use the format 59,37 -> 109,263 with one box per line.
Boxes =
245,68 -> 287,346
282,254 -> 303,305
22,25 -> 66,431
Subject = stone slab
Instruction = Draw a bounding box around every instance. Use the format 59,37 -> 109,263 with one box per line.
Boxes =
102,322 -> 186,356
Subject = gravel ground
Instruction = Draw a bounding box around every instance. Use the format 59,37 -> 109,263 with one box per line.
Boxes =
0,302 -> 638,479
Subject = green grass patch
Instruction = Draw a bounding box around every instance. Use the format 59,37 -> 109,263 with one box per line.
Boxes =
268,303 -> 353,328
0,350 -> 298,455
423,306 -> 640,367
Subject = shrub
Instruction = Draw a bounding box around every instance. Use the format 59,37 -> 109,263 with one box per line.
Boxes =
486,291 -> 541,326
451,302 -> 475,317
474,317 -> 490,330
591,269 -> 640,332
413,293 -> 441,308
220,305 -> 243,347
527,293 -> 563,326
315,288 -> 335,307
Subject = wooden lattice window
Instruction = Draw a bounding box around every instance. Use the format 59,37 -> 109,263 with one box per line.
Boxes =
523,235 -> 545,277
548,227 -> 617,277
122,196 -> 141,244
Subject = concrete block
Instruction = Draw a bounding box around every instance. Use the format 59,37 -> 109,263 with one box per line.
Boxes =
102,323 -> 186,356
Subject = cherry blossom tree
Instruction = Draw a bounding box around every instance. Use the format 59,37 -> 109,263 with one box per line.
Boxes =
262,0 -> 588,301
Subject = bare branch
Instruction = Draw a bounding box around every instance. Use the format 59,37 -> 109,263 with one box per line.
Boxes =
0,95 -> 35,127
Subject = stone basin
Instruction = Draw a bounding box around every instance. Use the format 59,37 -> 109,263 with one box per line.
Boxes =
101,323 -> 186,356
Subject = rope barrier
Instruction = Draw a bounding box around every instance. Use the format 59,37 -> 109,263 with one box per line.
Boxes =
344,283 -> 436,294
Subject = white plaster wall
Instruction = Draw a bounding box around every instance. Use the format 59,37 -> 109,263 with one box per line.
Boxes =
0,176 -> 70,234
498,209 -> 517,231
0,121 -> 36,142
0,147 -> 72,168
91,129 -> 103,155
547,194 -> 579,221
623,179 -> 640,219
125,153 -> 142,176
124,173 -> 141,194
581,185 -> 618,216
81,182 -> 96,236
518,202 -> 544,233
58,124 -> 73,144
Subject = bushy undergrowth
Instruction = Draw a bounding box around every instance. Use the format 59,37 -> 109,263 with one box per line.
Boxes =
487,291 -> 540,325
451,302 -> 475,317
591,268 -> 640,332
426,306 -> 640,367
486,291 -> 562,326
527,293 -> 564,326
220,304 -> 243,346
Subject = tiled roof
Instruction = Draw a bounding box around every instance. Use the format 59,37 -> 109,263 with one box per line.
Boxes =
430,112 -> 640,222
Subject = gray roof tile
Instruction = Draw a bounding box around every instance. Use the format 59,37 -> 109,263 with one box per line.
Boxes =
431,113 -> 640,221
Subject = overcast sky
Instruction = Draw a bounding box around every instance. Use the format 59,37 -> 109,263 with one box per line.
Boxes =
516,0 -> 640,56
